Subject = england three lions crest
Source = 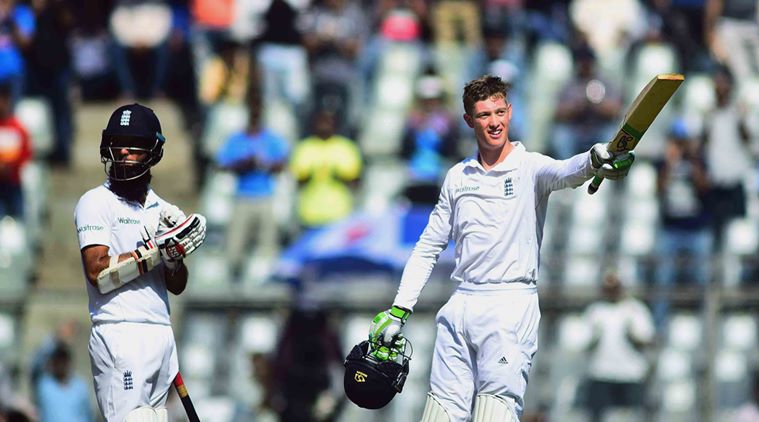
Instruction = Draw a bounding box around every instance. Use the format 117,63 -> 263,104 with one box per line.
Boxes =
503,176 -> 515,199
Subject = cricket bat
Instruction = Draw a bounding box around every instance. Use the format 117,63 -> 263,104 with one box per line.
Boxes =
587,73 -> 685,194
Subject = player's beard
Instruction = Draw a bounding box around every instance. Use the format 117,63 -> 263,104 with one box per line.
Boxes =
108,170 -> 152,203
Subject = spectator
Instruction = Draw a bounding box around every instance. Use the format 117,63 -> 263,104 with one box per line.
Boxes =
301,0 -> 367,135
0,0 -> 34,106
255,0 -> 310,123
358,0 -> 429,107
705,0 -> 759,87
24,0 -> 74,167
35,343 -> 92,422
401,73 -> 459,183
651,0 -> 711,72
702,65 -> 753,250
0,82 -> 32,218
216,95 -> 289,281
582,272 -> 655,422
429,0 -> 482,48
69,0 -> 120,101
189,0 -> 234,60
289,109 -> 362,230
653,119 -> 712,327
198,37 -> 252,106
109,0 -> 173,99
551,43 -> 622,159
29,319 -> 81,403
269,308 -> 345,422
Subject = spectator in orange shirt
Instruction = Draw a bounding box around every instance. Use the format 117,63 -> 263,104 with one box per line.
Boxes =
0,81 -> 32,218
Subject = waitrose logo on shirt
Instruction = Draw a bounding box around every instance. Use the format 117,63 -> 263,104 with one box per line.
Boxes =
455,185 -> 480,194
77,224 -> 104,233
117,217 -> 140,225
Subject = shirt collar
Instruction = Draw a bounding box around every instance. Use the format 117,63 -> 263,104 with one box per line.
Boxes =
463,142 -> 524,172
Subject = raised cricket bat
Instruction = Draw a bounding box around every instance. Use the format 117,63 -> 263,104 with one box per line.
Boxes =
587,73 -> 685,194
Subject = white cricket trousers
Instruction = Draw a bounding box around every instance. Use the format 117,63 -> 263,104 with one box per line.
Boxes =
429,287 -> 540,421
89,322 -> 178,422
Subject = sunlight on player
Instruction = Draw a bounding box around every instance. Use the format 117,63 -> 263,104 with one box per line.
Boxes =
75,104 -> 206,422
368,75 -> 633,421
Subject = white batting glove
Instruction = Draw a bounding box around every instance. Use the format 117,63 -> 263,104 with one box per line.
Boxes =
590,143 -> 635,180
157,204 -> 186,235
156,213 -> 206,262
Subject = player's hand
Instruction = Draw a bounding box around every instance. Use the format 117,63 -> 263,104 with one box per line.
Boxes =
369,306 -> 411,349
590,143 -> 635,180
156,213 -> 206,262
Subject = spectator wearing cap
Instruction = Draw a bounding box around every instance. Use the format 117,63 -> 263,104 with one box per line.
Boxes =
0,81 -> 32,218
551,43 -> 622,159
401,73 -> 459,184
653,118 -> 712,328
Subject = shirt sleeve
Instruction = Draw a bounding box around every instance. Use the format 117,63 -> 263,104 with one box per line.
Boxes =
74,191 -> 111,250
393,172 -> 454,311
216,133 -> 242,168
628,300 -> 655,344
533,150 -> 595,196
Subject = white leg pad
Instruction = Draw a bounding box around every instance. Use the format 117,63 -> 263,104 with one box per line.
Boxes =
420,392 -> 451,422
472,394 -> 518,422
126,407 -> 166,422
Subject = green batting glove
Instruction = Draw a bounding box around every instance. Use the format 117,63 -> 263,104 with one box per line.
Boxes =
370,335 -> 407,362
369,305 -> 411,350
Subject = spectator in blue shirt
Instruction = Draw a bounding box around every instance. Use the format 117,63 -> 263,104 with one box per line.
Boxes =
36,343 -> 93,422
216,94 -> 290,281
0,0 -> 35,105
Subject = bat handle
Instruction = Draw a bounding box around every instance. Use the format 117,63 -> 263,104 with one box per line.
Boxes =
174,372 -> 201,422
588,175 -> 603,194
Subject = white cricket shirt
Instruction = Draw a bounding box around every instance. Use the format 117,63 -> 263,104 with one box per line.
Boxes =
75,183 -> 176,325
394,142 -> 594,310
583,297 -> 655,382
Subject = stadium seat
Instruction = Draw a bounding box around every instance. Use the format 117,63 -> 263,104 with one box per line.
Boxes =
667,313 -> 702,351
527,41 -> 573,152
657,348 -> 692,381
0,312 -> 14,361
661,379 -> 696,414
721,313 -> 757,351
680,73 -> 715,119
200,102 -> 248,159
0,216 -> 31,298
15,97 -> 54,158
361,159 -> 408,213
358,106 -> 407,157
21,161 -> 49,249
721,217 -> 758,286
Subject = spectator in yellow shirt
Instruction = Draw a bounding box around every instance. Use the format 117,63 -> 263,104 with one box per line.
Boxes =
289,109 -> 362,230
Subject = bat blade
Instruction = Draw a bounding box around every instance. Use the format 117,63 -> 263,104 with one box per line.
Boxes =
588,73 -> 685,194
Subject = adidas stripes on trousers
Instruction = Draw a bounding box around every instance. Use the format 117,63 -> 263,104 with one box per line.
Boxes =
429,287 -> 540,421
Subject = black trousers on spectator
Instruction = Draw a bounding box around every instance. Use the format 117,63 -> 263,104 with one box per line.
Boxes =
586,379 -> 644,422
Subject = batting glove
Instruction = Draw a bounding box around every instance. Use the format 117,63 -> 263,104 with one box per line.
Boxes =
590,143 -> 635,180
369,306 -> 411,350
156,213 -> 207,262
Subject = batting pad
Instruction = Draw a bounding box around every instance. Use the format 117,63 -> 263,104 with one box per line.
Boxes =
420,392 -> 451,422
472,394 -> 518,422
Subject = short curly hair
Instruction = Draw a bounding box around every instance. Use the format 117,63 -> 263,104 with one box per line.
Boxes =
462,75 -> 510,115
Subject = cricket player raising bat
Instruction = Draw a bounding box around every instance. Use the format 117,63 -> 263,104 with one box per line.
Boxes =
368,76 -> 633,421
75,104 -> 206,422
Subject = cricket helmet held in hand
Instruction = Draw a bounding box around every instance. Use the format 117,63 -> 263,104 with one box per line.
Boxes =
343,340 -> 411,409
100,103 -> 166,181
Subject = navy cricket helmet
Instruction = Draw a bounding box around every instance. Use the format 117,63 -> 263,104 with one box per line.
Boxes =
343,340 -> 411,409
100,103 -> 166,181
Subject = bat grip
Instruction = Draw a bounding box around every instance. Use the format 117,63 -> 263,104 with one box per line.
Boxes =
174,372 -> 201,422
588,175 -> 603,194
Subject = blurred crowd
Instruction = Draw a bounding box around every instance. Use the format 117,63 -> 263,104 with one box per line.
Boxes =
0,0 -> 759,421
